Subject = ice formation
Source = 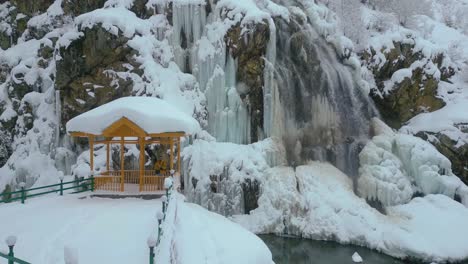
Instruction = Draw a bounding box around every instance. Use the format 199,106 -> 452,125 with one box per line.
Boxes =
182,137 -> 286,216
358,118 -> 468,207
233,161 -> 468,263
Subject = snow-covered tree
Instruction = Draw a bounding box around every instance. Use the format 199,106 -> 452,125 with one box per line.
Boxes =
318,0 -> 367,46
369,0 -> 432,26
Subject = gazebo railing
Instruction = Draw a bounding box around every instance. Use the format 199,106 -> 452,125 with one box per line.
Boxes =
94,171 -> 170,192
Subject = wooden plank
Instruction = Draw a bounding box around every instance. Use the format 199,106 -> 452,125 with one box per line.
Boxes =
69,132 -> 98,137
147,132 -> 185,138
139,137 -> 145,192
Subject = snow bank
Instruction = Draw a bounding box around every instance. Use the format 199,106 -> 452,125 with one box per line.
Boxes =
66,96 -> 200,135
359,118 -> 468,207
234,161 -> 468,263
156,193 -> 273,264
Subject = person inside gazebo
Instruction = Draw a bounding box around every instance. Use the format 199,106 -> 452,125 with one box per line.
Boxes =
154,159 -> 167,175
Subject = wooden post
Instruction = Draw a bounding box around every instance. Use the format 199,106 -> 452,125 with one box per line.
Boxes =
177,137 -> 181,175
139,137 -> 145,192
120,137 -> 124,192
90,136 -> 94,175
169,137 -> 174,171
106,140 -> 110,172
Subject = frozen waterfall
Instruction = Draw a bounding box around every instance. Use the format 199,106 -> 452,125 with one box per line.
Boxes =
264,3 -> 378,177
169,3 -> 251,144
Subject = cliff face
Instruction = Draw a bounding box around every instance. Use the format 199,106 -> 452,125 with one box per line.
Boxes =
0,0 -> 466,202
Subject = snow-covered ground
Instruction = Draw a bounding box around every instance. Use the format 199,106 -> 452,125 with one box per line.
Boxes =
0,193 -> 273,264
157,193 -> 273,264
0,195 -> 159,263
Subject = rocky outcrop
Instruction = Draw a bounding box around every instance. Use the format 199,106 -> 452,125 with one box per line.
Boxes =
361,42 -> 451,129
416,129 -> 468,185
62,0 -> 106,16
56,26 -> 139,124
225,21 -> 270,142
10,0 -> 53,16
0,2 -> 29,49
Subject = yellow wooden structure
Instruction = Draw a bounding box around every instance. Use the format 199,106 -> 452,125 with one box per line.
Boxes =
70,117 -> 183,192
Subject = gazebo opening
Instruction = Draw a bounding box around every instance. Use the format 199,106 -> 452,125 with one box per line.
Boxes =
66,97 -> 199,193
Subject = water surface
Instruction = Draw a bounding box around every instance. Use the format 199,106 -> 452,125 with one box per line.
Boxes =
259,235 -> 407,264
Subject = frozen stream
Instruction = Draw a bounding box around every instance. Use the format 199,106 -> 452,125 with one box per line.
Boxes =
260,235 -> 468,264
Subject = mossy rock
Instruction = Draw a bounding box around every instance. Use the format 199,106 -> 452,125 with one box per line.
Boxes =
372,68 -> 445,128
224,20 -> 270,142
10,0 -> 54,16
417,131 -> 468,184
57,26 -> 139,123
362,41 -> 452,129
62,0 -> 106,16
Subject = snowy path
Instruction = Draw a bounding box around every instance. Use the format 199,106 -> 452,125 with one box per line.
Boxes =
0,194 -> 160,264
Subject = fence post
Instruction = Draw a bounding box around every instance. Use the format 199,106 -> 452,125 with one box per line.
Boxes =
19,182 -> 25,204
5,235 -> 16,264
147,237 -> 156,264
59,175 -> 64,196
90,174 -> 95,192
161,196 -> 167,213
156,211 -> 164,242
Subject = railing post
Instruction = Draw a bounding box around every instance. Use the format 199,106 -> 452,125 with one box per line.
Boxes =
6,235 -> 16,264
59,175 -> 64,196
19,182 -> 25,204
156,211 -> 164,242
147,237 -> 156,264
161,196 -> 167,213
90,174 -> 95,192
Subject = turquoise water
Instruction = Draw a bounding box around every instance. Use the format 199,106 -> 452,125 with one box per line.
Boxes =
259,235 -> 408,264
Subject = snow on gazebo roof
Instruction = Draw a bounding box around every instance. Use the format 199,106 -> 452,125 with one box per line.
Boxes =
66,96 -> 200,135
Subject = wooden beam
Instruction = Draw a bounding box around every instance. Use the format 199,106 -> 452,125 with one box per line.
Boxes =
70,132 -> 97,137
148,132 -> 186,138
120,137 -> 124,192
139,137 -> 145,192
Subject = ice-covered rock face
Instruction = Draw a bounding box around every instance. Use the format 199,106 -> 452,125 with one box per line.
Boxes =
181,138 -> 286,216
264,0 -> 378,176
358,118 -> 468,207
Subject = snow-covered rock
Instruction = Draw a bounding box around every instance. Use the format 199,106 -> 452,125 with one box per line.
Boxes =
352,252 -> 363,263
358,118 -> 468,207
234,161 -> 468,263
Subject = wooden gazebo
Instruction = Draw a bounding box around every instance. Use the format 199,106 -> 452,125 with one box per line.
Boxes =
66,97 -> 199,192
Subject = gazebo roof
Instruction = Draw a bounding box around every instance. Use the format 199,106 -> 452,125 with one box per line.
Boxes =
66,96 -> 200,136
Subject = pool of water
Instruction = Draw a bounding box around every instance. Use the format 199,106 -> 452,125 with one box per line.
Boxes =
259,235 -> 408,264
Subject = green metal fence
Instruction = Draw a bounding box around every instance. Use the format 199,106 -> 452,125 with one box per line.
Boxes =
0,176 -> 94,204
0,236 -> 31,264
148,179 -> 174,264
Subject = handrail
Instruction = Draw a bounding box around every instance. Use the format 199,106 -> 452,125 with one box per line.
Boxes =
0,236 -> 31,264
147,177 -> 174,264
0,177 -> 94,204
